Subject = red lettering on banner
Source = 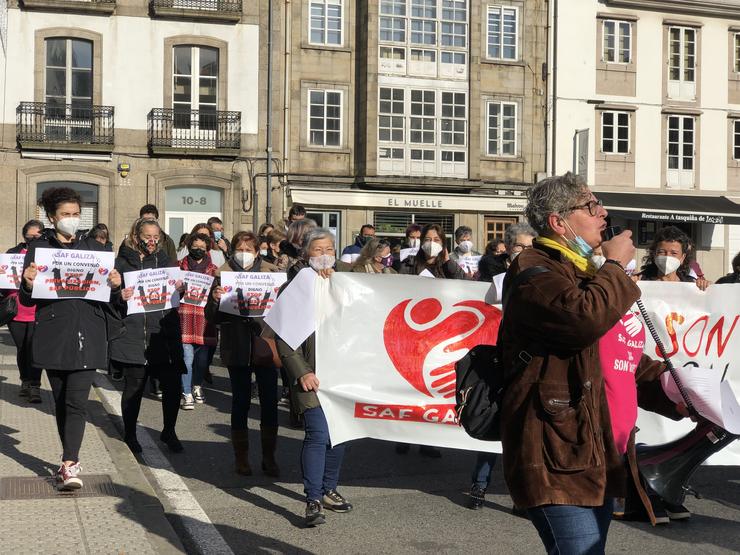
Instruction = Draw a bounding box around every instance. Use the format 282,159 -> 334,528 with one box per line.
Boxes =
682,315 -> 708,357
705,316 -> 739,357
354,403 -> 459,425
661,312 -> 684,358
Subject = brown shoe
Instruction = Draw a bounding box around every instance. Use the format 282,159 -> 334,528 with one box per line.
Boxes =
231,429 -> 252,476
260,426 -> 280,477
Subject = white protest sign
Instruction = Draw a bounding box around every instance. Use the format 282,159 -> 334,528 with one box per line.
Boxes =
123,267 -> 181,314
31,248 -> 115,302
0,253 -> 26,289
399,247 -> 419,262
264,268 -> 316,349
419,269 -> 435,278
180,271 -> 214,308
219,271 -> 287,318
457,255 -> 481,274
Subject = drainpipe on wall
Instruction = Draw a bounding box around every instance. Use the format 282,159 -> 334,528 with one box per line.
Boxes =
265,0 -> 274,226
549,0 -> 559,176
282,0 -> 291,221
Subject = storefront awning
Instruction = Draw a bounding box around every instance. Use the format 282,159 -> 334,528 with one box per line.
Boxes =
288,187 -> 528,214
597,192 -> 740,225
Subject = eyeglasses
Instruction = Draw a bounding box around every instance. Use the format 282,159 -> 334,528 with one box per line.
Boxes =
566,198 -> 603,217
511,243 -> 533,252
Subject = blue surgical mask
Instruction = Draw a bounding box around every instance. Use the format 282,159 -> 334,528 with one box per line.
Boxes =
561,219 -> 593,258
214,231 -> 223,241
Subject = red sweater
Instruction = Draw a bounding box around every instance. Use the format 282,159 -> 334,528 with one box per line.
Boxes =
179,255 -> 218,346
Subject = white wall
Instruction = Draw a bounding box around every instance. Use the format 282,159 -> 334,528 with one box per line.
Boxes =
3,10 -> 259,133
554,1 -> 740,193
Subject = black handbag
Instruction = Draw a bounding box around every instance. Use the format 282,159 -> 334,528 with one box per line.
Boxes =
455,266 -> 549,441
0,294 -> 18,327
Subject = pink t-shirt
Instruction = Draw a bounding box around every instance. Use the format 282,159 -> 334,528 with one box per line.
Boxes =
4,248 -> 36,323
598,309 -> 645,454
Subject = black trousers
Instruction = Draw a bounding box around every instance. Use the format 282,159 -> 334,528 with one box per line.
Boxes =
113,361 -> 180,438
47,369 -> 95,462
8,320 -> 42,385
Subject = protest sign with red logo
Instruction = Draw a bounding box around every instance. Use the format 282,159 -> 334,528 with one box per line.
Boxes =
180,271 -> 214,308
123,267 -> 181,314
0,253 -> 26,289
219,272 -> 287,318
314,274 -> 740,464
31,248 -> 115,302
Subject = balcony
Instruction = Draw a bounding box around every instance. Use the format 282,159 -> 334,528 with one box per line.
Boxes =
16,102 -> 115,153
150,0 -> 242,22
19,0 -> 115,14
147,108 -> 241,157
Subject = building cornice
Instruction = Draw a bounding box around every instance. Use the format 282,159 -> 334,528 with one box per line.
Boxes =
605,0 -> 740,18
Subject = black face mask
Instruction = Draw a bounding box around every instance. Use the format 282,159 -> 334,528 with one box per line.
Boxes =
139,239 -> 155,253
24,236 -> 37,244
189,248 -> 206,261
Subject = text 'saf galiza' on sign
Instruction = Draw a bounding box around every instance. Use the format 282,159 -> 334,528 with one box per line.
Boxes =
0,253 -> 26,289
315,272 -> 503,453
180,271 -> 214,308
123,267 -> 181,314
219,272 -> 288,318
31,248 -> 115,302
457,255 -> 482,274
636,281 -> 740,465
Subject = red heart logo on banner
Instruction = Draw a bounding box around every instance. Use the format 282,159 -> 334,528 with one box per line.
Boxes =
383,299 -> 502,399
98,267 -> 109,276
223,286 -> 233,293
168,279 -> 176,285
0,265 -> 7,270
37,265 -> 48,272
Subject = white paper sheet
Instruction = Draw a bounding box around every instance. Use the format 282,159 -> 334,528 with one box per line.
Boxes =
457,255 -> 481,274
399,247 -> 419,262
263,268 -> 317,350
419,269 -> 435,278
123,267 -> 181,314
180,271 -> 214,308
0,253 -> 26,289
661,366 -> 740,434
219,271 -> 287,317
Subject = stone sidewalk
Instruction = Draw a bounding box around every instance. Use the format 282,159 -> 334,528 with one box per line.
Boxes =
0,331 -> 185,554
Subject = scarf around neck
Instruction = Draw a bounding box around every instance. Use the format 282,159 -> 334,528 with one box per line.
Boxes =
536,236 -> 595,276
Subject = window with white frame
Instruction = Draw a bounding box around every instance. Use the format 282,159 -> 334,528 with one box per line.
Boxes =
602,20 -> 631,63
666,114 -> 695,189
377,85 -> 468,177
378,0 -> 468,79
733,120 -> 740,160
487,101 -> 517,156
487,5 -> 517,61
734,33 -> 740,73
600,111 -> 629,154
308,89 -> 342,147
309,0 -> 343,46
668,26 -> 696,100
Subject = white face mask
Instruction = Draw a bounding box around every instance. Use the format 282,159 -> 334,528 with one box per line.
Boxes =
259,249 -> 269,257
234,251 -> 255,269
422,241 -> 443,259
510,251 -> 520,261
409,238 -> 420,249
458,240 -> 473,254
655,255 -> 681,276
309,254 -> 335,271
55,217 -> 81,237
591,254 -> 607,270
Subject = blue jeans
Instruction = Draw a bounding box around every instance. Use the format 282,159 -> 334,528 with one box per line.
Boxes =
471,452 -> 497,489
181,344 -> 210,393
227,366 -> 278,430
527,499 -> 613,555
301,406 -> 345,502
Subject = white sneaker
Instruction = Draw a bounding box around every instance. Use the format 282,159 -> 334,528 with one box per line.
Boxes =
57,461 -> 83,490
181,393 -> 194,410
192,386 -> 205,404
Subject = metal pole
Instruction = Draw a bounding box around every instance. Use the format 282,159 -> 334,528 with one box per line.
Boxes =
266,0 -> 274,224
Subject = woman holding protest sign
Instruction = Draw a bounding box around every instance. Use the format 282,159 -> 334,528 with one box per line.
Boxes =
179,233 -> 218,409
5,219 -> 43,403
275,228 -> 353,527
20,187 -> 122,490
206,231 -> 282,477
110,217 -> 186,454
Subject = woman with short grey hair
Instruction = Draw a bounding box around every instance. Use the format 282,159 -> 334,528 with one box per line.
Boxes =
275,227 -> 353,526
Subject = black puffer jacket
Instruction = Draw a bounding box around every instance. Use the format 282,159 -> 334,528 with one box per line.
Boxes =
19,228 -> 114,371
109,245 -> 185,371
205,256 -> 280,367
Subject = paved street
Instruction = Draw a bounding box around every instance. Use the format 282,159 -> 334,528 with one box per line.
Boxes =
1,325 -> 739,554
122,360 -> 740,554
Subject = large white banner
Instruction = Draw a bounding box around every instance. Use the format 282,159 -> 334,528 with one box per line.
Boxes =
315,274 -> 740,464
31,248 -> 115,302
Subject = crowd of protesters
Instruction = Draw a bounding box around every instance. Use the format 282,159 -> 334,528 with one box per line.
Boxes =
2,181 -> 738,547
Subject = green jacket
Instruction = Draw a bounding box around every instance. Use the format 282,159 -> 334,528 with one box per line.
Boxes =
276,332 -> 320,414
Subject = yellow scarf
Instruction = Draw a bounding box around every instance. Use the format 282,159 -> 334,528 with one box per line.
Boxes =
536,236 -> 595,275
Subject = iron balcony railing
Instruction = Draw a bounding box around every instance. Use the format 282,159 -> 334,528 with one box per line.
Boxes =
16,101 -> 114,149
150,0 -> 241,15
147,108 -> 241,154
